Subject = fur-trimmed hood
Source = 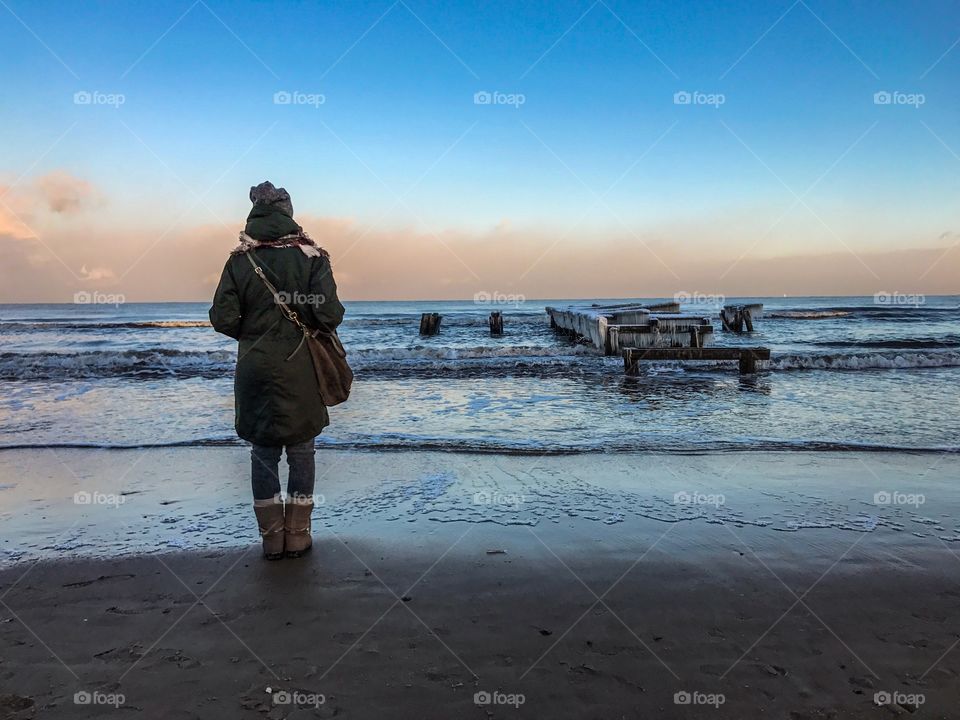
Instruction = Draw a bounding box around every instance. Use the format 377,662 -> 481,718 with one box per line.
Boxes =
230,231 -> 330,260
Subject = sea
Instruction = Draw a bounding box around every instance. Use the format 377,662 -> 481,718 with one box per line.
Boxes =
1,296 -> 959,454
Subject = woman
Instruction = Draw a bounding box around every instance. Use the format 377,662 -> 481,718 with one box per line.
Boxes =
210,182 -> 345,560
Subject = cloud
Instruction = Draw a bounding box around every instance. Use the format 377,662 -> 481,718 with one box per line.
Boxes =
79,265 -> 117,282
1,205 -> 957,302
34,171 -> 102,214
0,206 -> 35,240
0,184 -> 39,240
0,170 -> 103,244
290,215 -> 960,301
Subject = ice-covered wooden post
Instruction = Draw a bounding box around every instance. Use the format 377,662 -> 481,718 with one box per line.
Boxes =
721,304 -> 762,333
419,312 -> 442,335
719,307 -> 735,332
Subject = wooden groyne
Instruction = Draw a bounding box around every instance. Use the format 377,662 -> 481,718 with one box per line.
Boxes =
547,301 -> 769,374
546,302 -> 716,355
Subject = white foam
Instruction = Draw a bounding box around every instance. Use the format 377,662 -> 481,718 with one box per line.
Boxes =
770,350 -> 960,371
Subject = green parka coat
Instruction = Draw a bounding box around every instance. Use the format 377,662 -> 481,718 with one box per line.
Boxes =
210,239 -> 345,447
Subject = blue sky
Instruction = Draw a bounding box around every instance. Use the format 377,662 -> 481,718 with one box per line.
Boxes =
1,0 -> 958,299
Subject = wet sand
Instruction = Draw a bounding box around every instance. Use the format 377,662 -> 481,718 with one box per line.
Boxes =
1,450 -> 959,717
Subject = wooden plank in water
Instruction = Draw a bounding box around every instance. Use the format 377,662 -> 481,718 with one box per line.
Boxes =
623,347 -> 770,375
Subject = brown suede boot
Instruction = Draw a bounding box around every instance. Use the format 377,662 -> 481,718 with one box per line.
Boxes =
284,495 -> 313,558
253,497 -> 285,560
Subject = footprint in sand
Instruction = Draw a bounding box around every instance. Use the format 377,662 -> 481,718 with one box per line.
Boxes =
62,573 -> 136,588
756,663 -> 788,677
161,649 -> 201,669
94,643 -> 144,662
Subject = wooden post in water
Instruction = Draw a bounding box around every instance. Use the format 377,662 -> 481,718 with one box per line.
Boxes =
689,326 -> 701,348
721,304 -> 760,333
419,312 -> 442,336
738,352 -> 757,375
489,311 -> 504,336
720,307 -> 735,332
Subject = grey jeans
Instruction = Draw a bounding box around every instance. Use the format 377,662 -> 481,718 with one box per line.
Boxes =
250,438 -> 316,501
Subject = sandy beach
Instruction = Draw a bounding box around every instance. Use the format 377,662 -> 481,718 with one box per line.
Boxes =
1,449 -> 958,718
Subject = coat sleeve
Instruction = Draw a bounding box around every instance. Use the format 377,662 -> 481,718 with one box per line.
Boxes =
307,256 -> 345,332
209,260 -> 242,340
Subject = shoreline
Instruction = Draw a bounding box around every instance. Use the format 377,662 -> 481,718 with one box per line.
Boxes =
2,448 -> 958,565
2,441 -> 960,454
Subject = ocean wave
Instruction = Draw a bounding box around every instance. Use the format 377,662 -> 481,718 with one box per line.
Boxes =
130,320 -> 211,328
341,314 -> 546,327
350,344 -> 600,363
0,346 -> 604,380
770,350 -> 960,370
0,320 -> 212,331
812,337 -> 960,349
0,349 -> 236,380
1,316 -> 548,331
769,310 -> 853,319
1,346 -> 959,380
769,306 -> 959,321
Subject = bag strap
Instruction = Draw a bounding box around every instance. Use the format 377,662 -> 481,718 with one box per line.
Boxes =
244,250 -> 345,359
245,250 -> 307,331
